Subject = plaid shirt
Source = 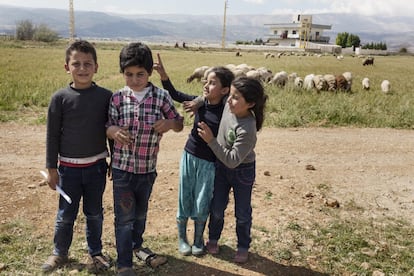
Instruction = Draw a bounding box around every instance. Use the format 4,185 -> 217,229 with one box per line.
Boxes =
107,83 -> 183,174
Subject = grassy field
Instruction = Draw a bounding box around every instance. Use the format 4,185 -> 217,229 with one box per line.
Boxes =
0,40 -> 414,128
1,40 -> 414,275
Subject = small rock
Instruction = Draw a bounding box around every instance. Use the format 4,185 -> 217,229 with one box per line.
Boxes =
360,262 -> 371,270
324,198 -> 340,208
372,270 -> 385,276
306,164 -> 316,170
263,171 -> 271,176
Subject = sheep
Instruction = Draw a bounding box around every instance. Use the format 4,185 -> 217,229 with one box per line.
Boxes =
187,66 -> 210,83
235,63 -> 254,74
313,74 -> 328,92
232,68 -> 247,78
294,77 -> 304,88
288,72 -> 298,82
362,57 -> 374,66
323,74 -> 337,91
269,71 -> 288,87
256,67 -> 273,83
335,75 -> 348,91
342,71 -> 353,92
245,70 -> 261,81
362,77 -> 370,90
381,80 -> 391,93
303,74 -> 315,90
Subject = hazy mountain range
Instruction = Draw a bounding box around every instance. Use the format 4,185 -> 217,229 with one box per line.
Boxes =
1,5 -> 413,51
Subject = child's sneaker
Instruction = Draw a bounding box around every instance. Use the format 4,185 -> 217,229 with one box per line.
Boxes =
41,255 -> 68,272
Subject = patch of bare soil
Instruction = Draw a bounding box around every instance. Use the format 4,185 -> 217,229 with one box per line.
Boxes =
1,122 -> 413,275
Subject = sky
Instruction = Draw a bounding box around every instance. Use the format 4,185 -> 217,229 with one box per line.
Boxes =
0,0 -> 412,17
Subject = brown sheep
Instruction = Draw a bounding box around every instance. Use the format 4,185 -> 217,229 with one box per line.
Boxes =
335,75 -> 348,91
362,57 -> 374,66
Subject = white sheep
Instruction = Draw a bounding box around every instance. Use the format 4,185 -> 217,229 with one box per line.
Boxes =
303,74 -> 315,90
269,71 -> 288,87
313,74 -> 328,92
362,77 -> 370,90
245,69 -> 261,81
288,72 -> 298,82
294,76 -> 303,88
381,80 -> 391,93
342,71 -> 353,92
187,66 -> 210,83
323,74 -> 337,91
231,68 -> 247,78
235,63 -> 254,73
256,67 -> 273,83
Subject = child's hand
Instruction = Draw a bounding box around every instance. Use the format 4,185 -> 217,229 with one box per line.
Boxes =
153,53 -> 169,81
153,119 -> 172,134
47,169 -> 59,190
108,126 -> 133,145
197,121 -> 214,143
183,100 -> 197,117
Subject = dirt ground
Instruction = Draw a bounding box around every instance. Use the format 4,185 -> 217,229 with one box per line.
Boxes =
0,122 -> 413,275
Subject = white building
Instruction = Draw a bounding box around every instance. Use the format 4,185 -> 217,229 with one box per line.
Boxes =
264,14 -> 332,49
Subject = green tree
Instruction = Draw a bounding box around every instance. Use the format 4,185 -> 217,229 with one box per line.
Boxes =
33,24 -> 59,42
15,20 -> 35,40
346,33 -> 361,48
336,32 -> 348,48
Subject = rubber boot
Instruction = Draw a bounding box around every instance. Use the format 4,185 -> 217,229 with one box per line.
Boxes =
177,219 -> 191,255
192,221 -> 206,256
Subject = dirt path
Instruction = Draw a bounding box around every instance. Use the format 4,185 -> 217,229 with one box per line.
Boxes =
1,122 -> 413,226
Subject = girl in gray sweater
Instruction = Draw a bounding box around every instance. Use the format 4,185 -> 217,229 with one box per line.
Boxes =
198,77 -> 267,264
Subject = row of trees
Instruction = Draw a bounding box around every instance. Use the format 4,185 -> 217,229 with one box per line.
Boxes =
15,20 -> 59,42
361,42 -> 387,50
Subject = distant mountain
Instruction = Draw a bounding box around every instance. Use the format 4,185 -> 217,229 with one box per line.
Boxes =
1,5 -> 413,52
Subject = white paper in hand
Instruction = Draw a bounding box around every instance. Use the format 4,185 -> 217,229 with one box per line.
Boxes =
40,170 -> 72,204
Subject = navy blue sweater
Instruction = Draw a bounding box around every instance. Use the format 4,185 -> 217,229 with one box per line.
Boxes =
162,79 -> 224,162
46,83 -> 112,168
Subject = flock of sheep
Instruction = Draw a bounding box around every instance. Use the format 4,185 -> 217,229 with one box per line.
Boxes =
186,60 -> 391,93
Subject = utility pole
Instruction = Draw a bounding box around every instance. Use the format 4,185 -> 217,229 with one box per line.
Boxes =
69,0 -> 75,41
221,0 -> 228,49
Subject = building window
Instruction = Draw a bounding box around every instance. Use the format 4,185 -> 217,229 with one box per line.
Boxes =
273,30 -> 278,35
292,30 -> 297,35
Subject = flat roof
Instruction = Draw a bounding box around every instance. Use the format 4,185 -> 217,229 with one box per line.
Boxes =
264,23 -> 332,30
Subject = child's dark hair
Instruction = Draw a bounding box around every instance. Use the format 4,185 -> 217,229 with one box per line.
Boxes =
119,42 -> 153,73
65,40 -> 97,64
207,66 -> 235,88
232,77 -> 267,131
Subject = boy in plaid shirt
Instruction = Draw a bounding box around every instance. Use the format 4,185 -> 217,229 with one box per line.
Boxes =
106,42 -> 183,275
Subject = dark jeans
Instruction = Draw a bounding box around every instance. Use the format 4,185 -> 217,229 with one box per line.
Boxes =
208,161 -> 255,251
112,168 -> 157,269
53,159 -> 107,257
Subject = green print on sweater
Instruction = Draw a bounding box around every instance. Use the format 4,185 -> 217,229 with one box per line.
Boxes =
227,128 -> 236,145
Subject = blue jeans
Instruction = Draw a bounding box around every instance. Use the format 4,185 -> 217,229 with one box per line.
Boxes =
208,161 -> 255,251
53,159 -> 108,257
112,168 -> 157,269
177,151 -> 215,222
